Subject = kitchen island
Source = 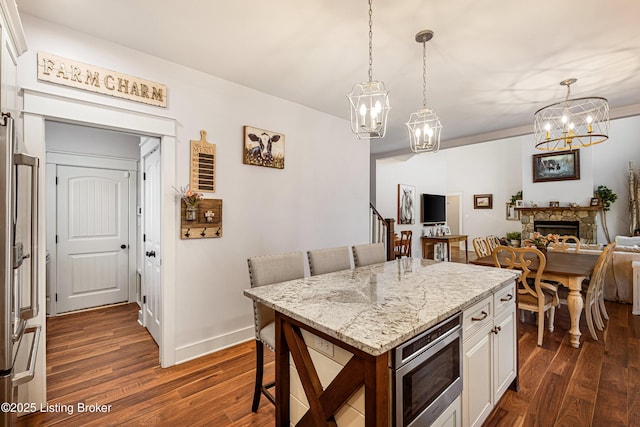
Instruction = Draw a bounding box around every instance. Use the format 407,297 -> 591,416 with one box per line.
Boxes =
244,258 -> 518,426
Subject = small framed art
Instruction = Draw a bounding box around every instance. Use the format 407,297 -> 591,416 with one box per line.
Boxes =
474,194 -> 493,209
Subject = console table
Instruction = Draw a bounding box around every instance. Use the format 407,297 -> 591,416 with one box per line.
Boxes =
422,234 -> 468,263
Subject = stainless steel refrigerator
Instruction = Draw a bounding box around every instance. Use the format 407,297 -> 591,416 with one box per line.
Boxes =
1,112 -> 41,425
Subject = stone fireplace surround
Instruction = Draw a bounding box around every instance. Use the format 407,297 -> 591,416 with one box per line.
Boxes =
517,206 -> 599,243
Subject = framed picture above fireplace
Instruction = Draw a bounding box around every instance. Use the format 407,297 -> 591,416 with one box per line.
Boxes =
532,150 -> 580,183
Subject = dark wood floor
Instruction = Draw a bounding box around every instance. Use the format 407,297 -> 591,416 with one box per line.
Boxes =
18,249 -> 640,426
17,303 -> 275,426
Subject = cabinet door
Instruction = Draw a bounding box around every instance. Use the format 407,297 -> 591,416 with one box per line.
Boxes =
493,306 -> 517,400
462,322 -> 493,427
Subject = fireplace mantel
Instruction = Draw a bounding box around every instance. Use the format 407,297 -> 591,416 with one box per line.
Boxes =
516,206 -> 600,212
518,206 -> 598,243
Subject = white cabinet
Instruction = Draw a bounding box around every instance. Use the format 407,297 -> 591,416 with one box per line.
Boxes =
462,282 -> 517,427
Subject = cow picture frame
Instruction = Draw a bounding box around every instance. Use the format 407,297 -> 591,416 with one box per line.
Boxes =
243,125 -> 285,169
533,150 -> 580,183
397,184 -> 416,225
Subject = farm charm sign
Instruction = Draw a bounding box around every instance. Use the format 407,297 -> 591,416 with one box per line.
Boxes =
37,52 -> 167,107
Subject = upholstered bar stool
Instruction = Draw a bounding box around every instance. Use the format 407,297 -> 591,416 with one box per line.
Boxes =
307,246 -> 351,276
352,242 -> 386,267
247,251 -> 305,412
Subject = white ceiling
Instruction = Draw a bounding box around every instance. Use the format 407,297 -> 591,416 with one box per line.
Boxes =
15,0 -> 640,155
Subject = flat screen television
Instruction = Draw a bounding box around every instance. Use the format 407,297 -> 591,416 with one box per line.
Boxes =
421,194 -> 446,224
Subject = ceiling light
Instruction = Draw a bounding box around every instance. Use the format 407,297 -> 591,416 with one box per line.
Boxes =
347,0 -> 390,140
534,78 -> 609,150
406,30 -> 442,153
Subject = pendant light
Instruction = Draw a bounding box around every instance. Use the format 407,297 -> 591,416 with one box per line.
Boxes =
534,78 -> 609,151
347,0 -> 391,140
406,30 -> 442,153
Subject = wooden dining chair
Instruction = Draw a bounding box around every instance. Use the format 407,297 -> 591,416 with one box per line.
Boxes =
247,251 -> 305,411
352,242 -> 386,267
395,230 -> 412,259
596,242 -> 616,323
485,235 -> 501,253
307,246 -> 351,276
472,237 -> 490,259
578,243 -> 615,340
493,246 -> 558,346
550,235 -> 581,253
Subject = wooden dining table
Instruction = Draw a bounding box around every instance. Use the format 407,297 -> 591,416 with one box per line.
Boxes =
471,250 -> 600,348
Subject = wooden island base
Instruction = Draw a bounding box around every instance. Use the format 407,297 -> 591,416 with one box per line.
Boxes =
275,312 -> 389,427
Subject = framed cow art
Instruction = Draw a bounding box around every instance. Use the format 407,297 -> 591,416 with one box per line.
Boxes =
243,125 -> 285,169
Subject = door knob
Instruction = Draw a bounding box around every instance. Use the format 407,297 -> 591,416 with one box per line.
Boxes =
121,244 -> 127,249
147,250 -> 156,258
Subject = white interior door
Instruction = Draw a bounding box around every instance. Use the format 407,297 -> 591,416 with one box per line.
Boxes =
56,165 -> 129,313
446,194 -> 462,248
143,146 -> 161,344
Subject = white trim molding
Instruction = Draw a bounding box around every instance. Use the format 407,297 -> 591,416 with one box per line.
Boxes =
23,88 -> 177,368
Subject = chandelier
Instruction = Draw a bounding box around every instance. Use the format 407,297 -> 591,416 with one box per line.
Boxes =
406,30 -> 442,153
347,0 -> 390,140
534,78 -> 609,151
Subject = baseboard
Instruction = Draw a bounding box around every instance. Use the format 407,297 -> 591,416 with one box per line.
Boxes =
174,326 -> 254,364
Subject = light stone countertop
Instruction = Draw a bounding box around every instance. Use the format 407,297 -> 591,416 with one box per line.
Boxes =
244,258 -> 518,356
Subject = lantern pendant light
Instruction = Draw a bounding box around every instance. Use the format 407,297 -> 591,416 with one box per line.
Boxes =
347,0 -> 391,140
406,30 -> 442,153
534,78 -> 609,151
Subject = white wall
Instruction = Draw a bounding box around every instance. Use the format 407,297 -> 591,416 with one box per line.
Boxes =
376,137 -> 522,256
591,115 -> 640,241
376,115 -> 640,247
45,121 -> 140,159
375,154 -> 447,257
18,15 -> 370,362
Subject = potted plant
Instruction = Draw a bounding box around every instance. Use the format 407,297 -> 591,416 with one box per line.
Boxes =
594,185 -> 618,243
506,231 -> 521,247
509,190 -> 523,205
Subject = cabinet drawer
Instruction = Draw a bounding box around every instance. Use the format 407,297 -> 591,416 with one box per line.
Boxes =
494,282 -> 516,315
463,295 -> 493,341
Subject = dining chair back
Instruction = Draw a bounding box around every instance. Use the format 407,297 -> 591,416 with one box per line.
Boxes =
307,246 -> 351,276
550,235 -> 581,253
472,237 -> 490,259
352,242 -> 386,267
485,235 -> 501,253
585,242 -> 616,339
395,230 -> 413,259
492,246 -> 558,346
579,243 -> 614,340
247,251 -> 305,411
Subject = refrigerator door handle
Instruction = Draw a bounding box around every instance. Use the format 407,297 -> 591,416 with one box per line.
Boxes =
12,326 -> 41,387
14,153 -> 39,320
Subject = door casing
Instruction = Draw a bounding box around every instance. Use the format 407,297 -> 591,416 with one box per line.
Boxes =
24,89 -> 177,378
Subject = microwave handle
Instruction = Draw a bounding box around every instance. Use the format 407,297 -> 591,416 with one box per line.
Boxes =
14,152 -> 40,320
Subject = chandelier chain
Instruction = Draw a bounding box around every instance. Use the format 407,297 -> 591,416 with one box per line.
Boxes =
422,40 -> 427,108
368,0 -> 373,82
